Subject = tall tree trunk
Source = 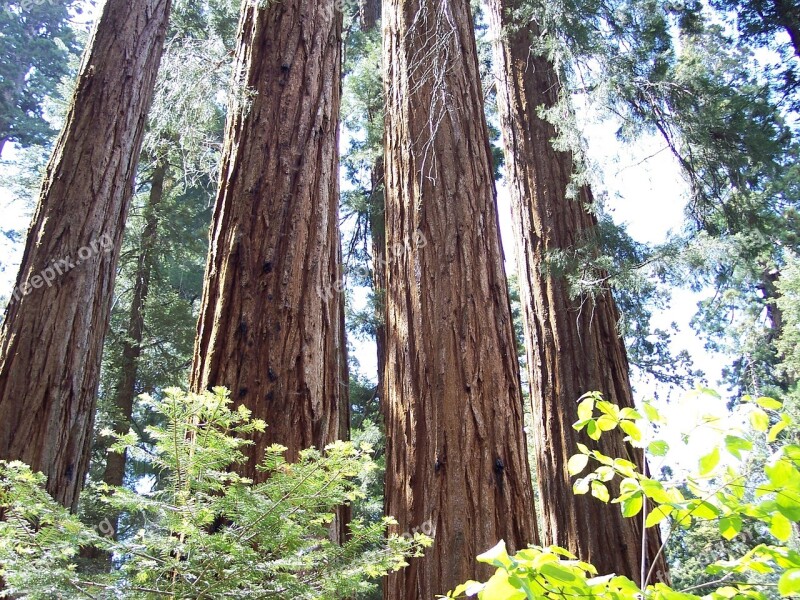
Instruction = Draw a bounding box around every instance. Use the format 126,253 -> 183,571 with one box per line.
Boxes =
359,0 -> 381,31
190,0 -> 347,475
0,0 -> 171,511
382,0 -> 538,597
102,159 -> 167,532
488,1 -> 667,584
368,161 -> 387,403
355,0 -> 385,403
333,294 -> 352,544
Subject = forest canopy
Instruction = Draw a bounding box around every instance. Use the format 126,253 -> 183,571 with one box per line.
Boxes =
0,0 -> 798,598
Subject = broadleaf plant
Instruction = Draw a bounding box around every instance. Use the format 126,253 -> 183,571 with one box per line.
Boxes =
444,389 -> 800,599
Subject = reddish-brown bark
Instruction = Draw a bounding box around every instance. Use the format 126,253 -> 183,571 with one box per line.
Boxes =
382,0 -> 538,597
0,0 -> 171,510
190,0 -> 347,476
488,0 -> 668,583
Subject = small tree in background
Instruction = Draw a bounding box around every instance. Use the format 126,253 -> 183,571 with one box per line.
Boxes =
0,387 -> 429,599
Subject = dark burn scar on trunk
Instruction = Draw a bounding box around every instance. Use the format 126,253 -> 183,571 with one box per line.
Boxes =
494,457 -> 505,491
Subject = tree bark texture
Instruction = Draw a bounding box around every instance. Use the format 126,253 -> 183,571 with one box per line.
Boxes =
382,0 -> 538,597
0,0 -> 171,510
190,0 -> 347,473
359,0 -> 381,31
488,1 -> 667,584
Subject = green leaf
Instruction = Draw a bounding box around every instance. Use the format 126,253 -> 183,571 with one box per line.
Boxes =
586,420 -> 601,440
573,477 -> 590,495
591,480 -> 610,503
779,568 -> 800,596
766,459 -> 800,488
612,458 -> 639,478
776,489 -> 800,521
619,420 -> 642,442
648,440 -> 669,457
675,507 -> 693,527
751,408 -> 770,432
640,479 -> 672,504
699,447 -> 720,475
447,581 -> 483,598
756,397 -> 783,411
596,400 -> 619,417
595,466 -> 615,482
645,505 -> 673,528
769,420 -> 789,443
568,454 -> 590,476
621,493 -> 643,517
540,562 -> 578,582
698,387 -> 722,399
596,415 -> 618,432
477,540 -> 512,568
594,451 -> 615,466
577,398 -> 595,421
642,401 -> 663,424
719,515 -> 742,540
620,478 -> 640,495
724,435 -> 752,459
784,445 -> 800,464
481,570 -> 526,599
691,500 -> 721,520
771,513 -> 793,542
619,407 -> 643,420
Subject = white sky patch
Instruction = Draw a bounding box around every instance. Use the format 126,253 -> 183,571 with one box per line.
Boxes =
0,146 -> 32,301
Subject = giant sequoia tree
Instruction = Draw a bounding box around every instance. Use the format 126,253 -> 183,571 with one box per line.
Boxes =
190,0 -> 348,472
0,0 -> 171,510
487,0 -> 666,583
382,0 -> 538,596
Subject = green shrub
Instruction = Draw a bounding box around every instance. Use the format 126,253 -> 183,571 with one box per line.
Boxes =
0,387 -> 429,599
445,390 -> 800,599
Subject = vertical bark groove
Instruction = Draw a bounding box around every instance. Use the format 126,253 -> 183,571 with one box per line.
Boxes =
487,1 -> 667,583
190,0 -> 347,475
382,0 -> 538,597
0,0 -> 171,510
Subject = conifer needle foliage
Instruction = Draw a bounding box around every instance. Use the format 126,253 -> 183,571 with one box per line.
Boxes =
0,387 -> 430,599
